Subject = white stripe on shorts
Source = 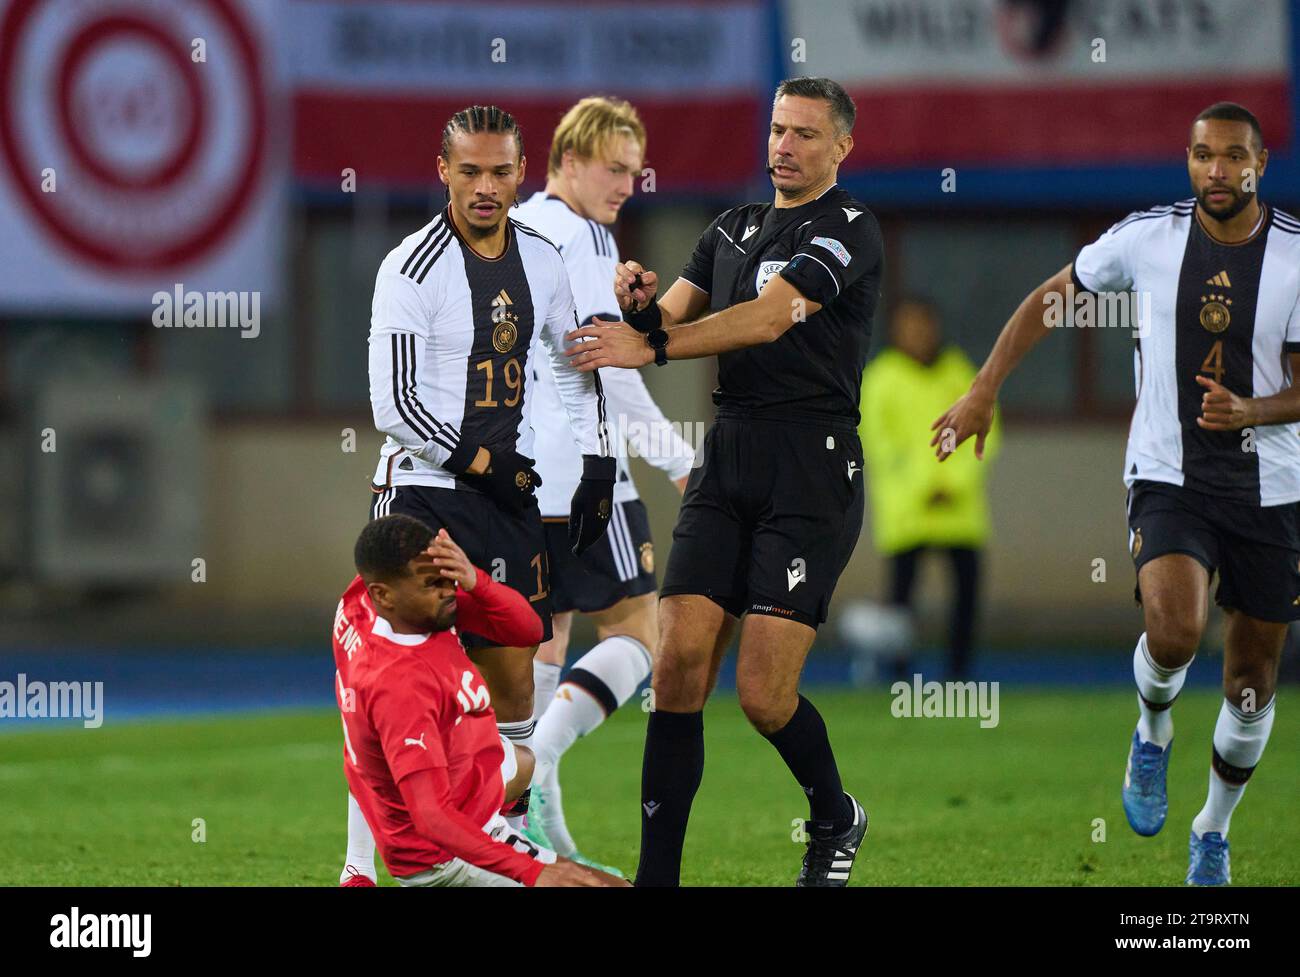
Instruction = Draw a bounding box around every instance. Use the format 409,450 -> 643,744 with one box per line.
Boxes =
610,503 -> 636,582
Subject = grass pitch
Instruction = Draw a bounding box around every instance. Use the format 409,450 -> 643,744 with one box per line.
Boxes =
2,688 -> 1295,886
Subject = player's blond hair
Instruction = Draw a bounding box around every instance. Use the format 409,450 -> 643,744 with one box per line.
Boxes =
546,96 -> 646,177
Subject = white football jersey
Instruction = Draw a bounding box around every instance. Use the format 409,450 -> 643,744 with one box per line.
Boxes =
367,207 -> 609,491
1074,200 -> 1300,506
513,191 -> 695,516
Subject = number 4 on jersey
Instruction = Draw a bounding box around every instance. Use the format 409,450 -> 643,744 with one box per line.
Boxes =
1199,340 -> 1224,384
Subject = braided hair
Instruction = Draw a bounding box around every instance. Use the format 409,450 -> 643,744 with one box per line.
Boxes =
440,104 -> 523,161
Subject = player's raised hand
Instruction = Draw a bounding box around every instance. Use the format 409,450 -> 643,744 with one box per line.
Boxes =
565,318 -> 653,371
1195,374 -> 1253,430
930,387 -> 996,462
424,528 -> 477,592
534,858 -> 631,887
614,260 -> 657,312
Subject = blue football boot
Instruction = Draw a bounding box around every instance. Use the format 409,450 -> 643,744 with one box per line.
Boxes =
1122,730 -> 1171,836
1186,830 -> 1230,886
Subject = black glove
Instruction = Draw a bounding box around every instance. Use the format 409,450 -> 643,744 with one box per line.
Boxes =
568,454 -> 616,555
624,275 -> 663,333
446,441 -> 541,514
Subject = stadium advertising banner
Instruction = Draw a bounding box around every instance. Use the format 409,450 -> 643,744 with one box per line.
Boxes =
784,0 -> 1292,169
0,0 -> 284,313
287,0 -> 767,192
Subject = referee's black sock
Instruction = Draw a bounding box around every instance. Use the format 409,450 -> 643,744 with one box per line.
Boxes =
763,694 -> 853,829
634,709 -> 704,887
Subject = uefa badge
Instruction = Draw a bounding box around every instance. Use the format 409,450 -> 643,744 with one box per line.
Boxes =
755,259 -> 788,294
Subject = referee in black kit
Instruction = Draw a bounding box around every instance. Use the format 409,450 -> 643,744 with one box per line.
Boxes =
565,77 -> 883,886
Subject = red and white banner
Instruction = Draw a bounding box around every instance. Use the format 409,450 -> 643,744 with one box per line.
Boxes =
784,0 -> 1292,168
288,0 -> 766,191
0,0 -> 284,312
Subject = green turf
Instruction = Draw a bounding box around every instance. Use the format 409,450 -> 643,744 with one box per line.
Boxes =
1,688 -> 1295,886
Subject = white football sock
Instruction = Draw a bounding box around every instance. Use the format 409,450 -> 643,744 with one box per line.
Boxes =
340,792 -> 377,883
533,634 -> 652,770
1192,696 -> 1275,838
497,718 -> 537,831
534,760 -> 578,857
532,661 -> 562,721
1132,632 -> 1189,747
497,717 -> 537,753
531,635 -> 652,854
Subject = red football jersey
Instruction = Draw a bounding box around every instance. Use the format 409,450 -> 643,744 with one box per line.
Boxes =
333,570 -> 542,880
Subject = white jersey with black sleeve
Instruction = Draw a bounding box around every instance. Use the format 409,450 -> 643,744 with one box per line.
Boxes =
513,191 -> 695,516
368,206 -> 610,492
1073,199 -> 1300,506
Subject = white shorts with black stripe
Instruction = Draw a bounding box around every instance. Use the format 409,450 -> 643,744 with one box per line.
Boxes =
544,499 -> 657,614
394,813 -> 556,888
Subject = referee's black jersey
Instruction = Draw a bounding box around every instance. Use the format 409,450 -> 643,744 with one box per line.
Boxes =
678,183 -> 883,426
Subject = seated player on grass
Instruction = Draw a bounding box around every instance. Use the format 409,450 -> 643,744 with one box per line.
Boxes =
334,514 -> 626,887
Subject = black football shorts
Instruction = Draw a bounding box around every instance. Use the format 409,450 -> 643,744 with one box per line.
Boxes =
1127,478 -> 1300,623
661,416 -> 865,629
545,499 -> 657,615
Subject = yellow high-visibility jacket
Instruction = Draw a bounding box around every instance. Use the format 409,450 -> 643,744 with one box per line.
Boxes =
858,345 -> 1000,555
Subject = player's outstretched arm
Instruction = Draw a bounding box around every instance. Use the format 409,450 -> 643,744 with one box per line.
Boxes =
539,269 -> 617,554
566,276 -> 819,370
398,767 -> 627,886
931,263 -> 1073,461
398,768 -> 552,886
534,858 -> 630,887
541,270 -> 611,453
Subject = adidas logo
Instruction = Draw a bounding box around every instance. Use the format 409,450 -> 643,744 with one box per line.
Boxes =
1205,271 -> 1232,288
491,289 -> 513,307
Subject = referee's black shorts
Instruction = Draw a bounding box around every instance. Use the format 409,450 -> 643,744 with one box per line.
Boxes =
369,484 -> 553,647
661,416 -> 865,629
1127,479 -> 1300,623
